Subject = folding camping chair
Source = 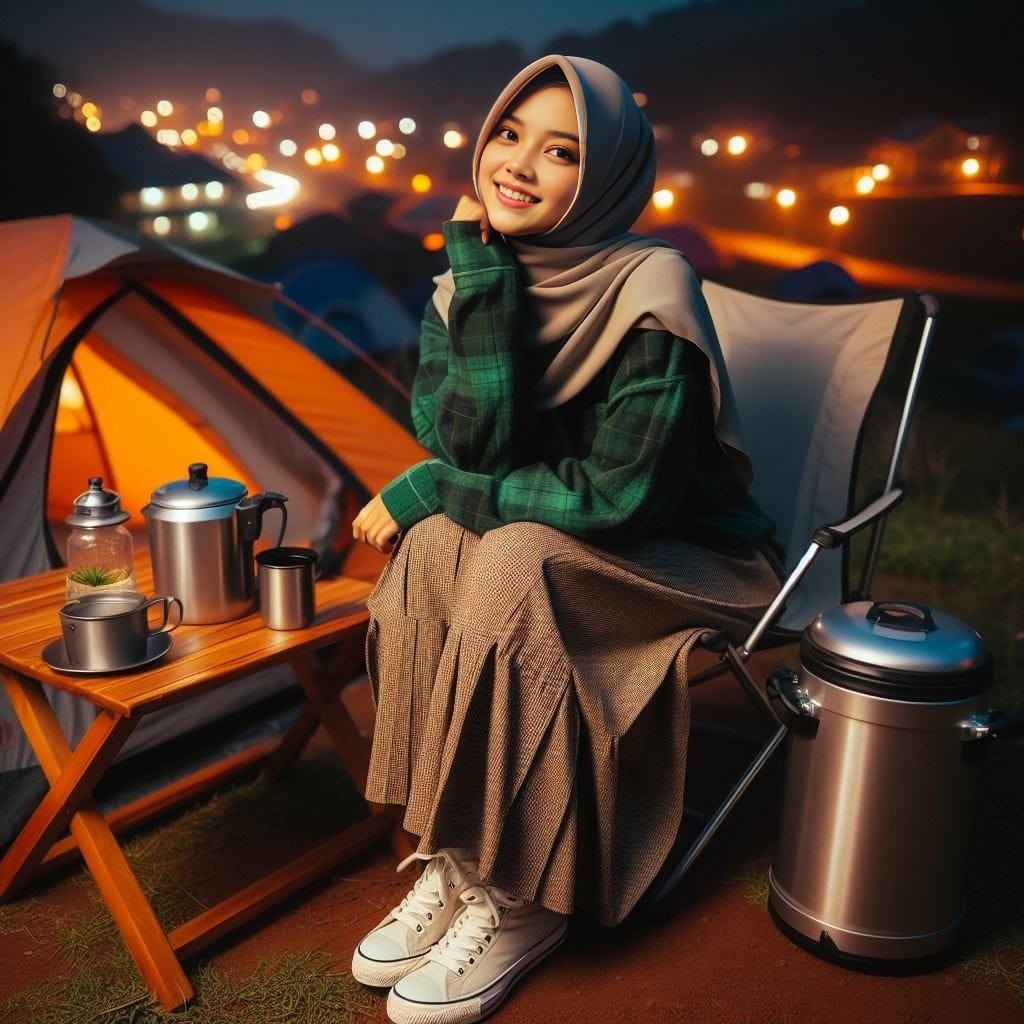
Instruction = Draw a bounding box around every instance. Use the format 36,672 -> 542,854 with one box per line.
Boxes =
644,281 -> 938,907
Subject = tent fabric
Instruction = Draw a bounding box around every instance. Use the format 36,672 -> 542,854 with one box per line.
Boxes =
0,213 -> 428,793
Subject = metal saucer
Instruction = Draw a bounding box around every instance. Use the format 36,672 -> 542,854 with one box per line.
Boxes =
41,632 -> 173,676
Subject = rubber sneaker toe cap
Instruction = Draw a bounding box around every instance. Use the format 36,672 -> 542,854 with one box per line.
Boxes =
392,963 -> 450,1003
357,926 -> 412,963
352,924 -> 430,988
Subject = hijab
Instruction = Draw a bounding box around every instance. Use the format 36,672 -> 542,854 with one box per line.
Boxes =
432,54 -> 750,481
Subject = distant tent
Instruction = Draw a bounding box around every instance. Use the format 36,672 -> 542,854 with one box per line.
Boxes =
258,211 -> 444,324
387,193 -> 462,239
259,211 -> 372,269
91,122 -> 237,190
649,223 -> 722,276
774,260 -> 861,301
275,256 -> 419,363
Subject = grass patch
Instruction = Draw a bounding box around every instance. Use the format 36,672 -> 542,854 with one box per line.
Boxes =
870,500 -> 1023,708
731,861 -> 770,909
957,739 -> 1024,1007
0,947 -> 374,1024
852,396 -> 1024,708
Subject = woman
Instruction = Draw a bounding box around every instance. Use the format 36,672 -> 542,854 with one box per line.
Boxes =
350,54 -> 779,1024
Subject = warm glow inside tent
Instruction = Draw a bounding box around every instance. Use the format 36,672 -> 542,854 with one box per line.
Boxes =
0,214 -> 428,583
49,335 -> 257,529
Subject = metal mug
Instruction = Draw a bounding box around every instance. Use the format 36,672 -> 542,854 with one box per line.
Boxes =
59,591 -> 183,671
256,547 -> 318,631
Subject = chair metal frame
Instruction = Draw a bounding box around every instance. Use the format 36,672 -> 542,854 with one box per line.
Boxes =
644,286 -> 939,907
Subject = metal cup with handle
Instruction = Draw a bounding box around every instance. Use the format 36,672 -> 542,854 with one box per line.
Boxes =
59,591 -> 183,670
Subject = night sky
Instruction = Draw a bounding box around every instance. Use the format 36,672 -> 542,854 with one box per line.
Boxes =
145,0 -> 693,68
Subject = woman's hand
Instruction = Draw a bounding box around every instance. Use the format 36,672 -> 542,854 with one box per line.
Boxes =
452,195 -> 490,244
352,493 -> 400,554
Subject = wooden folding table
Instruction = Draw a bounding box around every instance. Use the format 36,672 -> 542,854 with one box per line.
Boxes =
0,561 -> 409,1010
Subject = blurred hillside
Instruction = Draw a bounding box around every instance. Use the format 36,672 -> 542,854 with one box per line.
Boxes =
4,0 -> 1021,155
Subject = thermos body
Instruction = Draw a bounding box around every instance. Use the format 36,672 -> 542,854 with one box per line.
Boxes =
768,601 -> 995,965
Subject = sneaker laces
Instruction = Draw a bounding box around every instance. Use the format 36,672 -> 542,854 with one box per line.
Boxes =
389,849 -> 474,934
428,884 -> 521,974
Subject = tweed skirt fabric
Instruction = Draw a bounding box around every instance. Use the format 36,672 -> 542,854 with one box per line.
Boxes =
364,513 -> 780,926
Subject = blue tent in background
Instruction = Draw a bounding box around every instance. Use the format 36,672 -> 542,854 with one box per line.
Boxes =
649,223 -> 721,277
774,260 -> 861,301
274,257 -> 419,365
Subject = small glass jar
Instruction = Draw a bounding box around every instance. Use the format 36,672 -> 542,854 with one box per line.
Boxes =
65,478 -> 137,600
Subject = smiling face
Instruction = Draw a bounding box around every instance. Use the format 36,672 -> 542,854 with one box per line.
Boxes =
476,83 -> 581,238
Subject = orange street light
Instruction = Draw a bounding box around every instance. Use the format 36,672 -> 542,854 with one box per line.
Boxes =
727,134 -> 748,155
652,188 -> 675,211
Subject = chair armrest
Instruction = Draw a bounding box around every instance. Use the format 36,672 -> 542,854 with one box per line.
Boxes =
811,487 -> 904,550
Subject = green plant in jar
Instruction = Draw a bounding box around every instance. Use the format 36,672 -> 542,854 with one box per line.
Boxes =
66,565 -> 132,587
65,478 -> 137,600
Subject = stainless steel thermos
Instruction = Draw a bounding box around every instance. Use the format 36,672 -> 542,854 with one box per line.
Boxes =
768,601 -> 998,965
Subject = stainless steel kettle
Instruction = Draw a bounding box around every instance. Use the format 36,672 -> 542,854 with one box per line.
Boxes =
142,463 -> 288,624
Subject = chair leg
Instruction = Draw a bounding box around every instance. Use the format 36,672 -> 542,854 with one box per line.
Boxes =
643,645 -> 788,909
644,721 -> 788,907
723,643 -> 783,727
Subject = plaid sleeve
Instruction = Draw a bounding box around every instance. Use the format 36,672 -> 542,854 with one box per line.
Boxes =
388,329 -> 706,539
409,304 -> 448,453
407,220 -> 523,476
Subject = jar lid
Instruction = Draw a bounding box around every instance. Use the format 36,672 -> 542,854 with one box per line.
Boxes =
801,601 -> 992,702
147,462 -> 246,511
66,477 -> 131,528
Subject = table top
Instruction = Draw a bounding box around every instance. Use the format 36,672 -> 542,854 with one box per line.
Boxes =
0,561 -> 374,718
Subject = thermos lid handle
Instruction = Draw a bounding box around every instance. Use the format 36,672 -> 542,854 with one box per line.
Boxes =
866,602 -> 936,634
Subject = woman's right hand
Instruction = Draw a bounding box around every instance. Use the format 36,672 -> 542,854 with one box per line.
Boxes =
452,195 -> 490,245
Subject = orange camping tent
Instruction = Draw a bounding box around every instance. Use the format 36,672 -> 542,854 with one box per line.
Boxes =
0,214 -> 428,584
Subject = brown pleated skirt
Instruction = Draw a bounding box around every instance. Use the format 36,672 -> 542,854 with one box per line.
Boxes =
364,514 -> 780,926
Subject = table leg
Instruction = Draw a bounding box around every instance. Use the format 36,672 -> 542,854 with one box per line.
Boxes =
262,635 -> 366,783
290,651 -> 416,861
260,701 -> 322,783
0,674 -> 136,898
290,652 -> 371,794
1,672 -> 194,1009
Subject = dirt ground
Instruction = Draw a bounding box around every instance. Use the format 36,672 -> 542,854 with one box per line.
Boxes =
2,668 -> 1021,1024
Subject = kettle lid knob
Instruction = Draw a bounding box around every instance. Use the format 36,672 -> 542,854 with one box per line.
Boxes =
188,463 -> 209,490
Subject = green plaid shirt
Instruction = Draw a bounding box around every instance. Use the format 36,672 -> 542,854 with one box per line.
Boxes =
381,221 -> 774,550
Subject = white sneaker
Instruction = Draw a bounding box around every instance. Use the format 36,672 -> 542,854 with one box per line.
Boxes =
352,848 -> 479,987
386,884 -> 568,1024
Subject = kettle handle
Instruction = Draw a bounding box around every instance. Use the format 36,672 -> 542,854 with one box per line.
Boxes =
237,491 -> 288,546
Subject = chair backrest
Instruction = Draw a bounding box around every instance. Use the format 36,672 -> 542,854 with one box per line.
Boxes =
702,280 -> 934,630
